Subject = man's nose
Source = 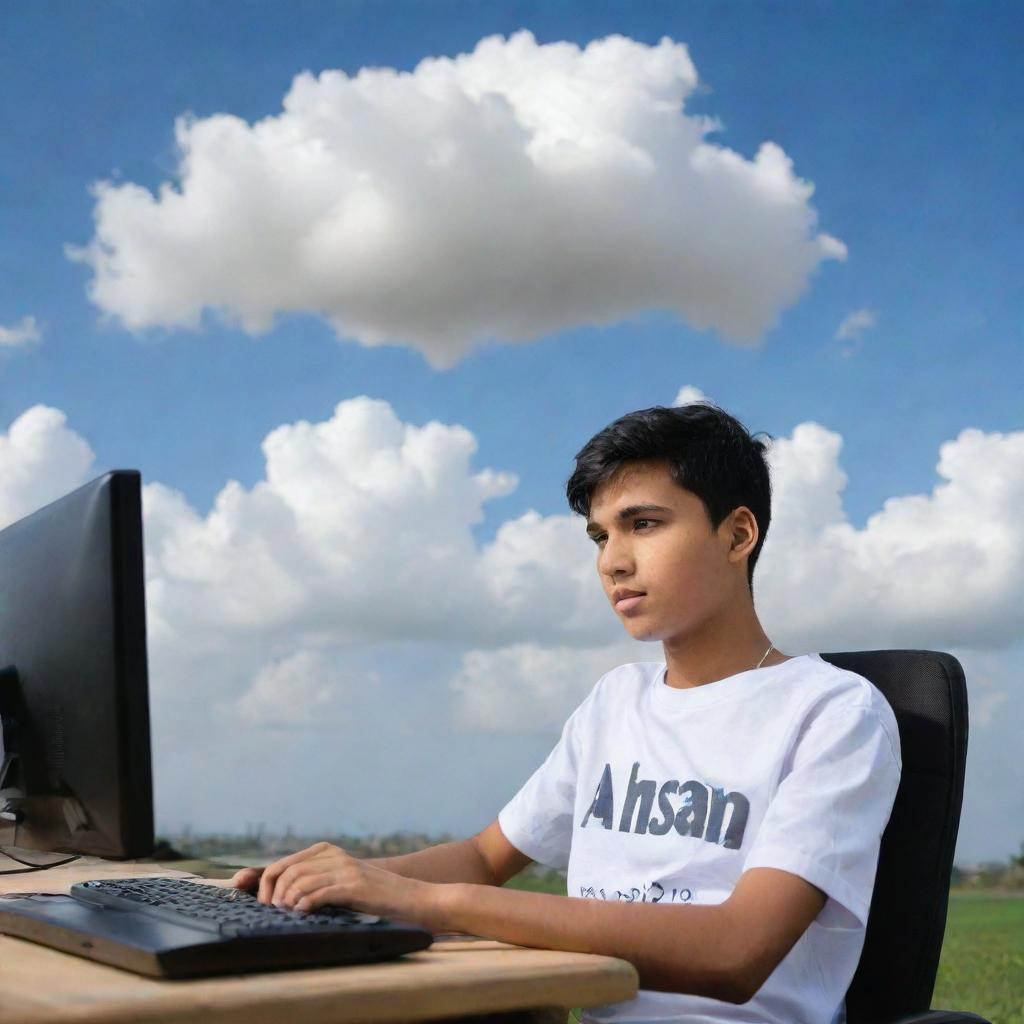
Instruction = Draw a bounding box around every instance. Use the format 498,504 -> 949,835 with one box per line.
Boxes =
597,534 -> 633,579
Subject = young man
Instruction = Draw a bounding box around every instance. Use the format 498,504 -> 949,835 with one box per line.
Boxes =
232,403 -> 902,1022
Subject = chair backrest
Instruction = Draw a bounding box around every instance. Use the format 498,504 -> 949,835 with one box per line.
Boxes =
818,650 -> 968,1023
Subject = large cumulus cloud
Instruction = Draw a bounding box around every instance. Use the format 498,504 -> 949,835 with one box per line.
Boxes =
3,397 -> 1022,726
69,31 -> 845,367
2,398 -> 1020,858
140,396 -> 611,656
136,396 -> 1024,739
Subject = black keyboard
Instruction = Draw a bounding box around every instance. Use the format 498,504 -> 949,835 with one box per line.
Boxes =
0,875 -> 433,977
74,876 -> 387,936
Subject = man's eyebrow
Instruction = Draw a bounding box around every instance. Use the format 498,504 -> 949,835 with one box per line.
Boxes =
585,504 -> 673,535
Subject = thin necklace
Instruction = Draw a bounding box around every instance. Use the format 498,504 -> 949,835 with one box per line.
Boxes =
663,642 -> 777,689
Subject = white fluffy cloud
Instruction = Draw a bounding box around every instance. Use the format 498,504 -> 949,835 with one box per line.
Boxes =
1,399 -> 1021,859
757,422 -> 1024,652
451,639 -> 650,733
673,385 -> 708,406
834,308 -> 877,357
0,315 -> 42,348
0,406 -> 95,527
834,308 -> 877,341
70,31 -> 844,367
4,399 -> 1023,722
141,396 -> 616,654
224,648 -> 379,728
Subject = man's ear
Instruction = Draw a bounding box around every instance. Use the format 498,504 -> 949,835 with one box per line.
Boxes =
728,507 -> 759,561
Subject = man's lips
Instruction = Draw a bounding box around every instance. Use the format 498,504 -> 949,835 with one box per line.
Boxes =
613,588 -> 646,612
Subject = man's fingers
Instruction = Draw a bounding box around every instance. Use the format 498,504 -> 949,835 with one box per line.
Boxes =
231,867 -> 263,890
257,842 -> 332,904
282,871 -> 336,911
271,850 -> 349,906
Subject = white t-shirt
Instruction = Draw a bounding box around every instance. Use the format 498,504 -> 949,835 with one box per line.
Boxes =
497,653 -> 902,1024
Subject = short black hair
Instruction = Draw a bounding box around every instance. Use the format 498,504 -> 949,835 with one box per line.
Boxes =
566,403 -> 774,593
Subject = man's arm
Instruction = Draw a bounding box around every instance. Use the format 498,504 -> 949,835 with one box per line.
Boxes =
365,820 -> 533,885
361,821 -> 828,1001
722,867 -> 830,998
423,821 -> 826,1004
437,864 -> 825,1004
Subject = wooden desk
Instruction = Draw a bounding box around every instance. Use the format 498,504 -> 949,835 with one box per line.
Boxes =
0,858 -> 638,1024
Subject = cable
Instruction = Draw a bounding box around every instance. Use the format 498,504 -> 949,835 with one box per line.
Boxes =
0,852 -> 82,874
0,818 -> 82,873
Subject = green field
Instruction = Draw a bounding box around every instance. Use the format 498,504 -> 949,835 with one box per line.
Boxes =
932,891 -> 1024,1024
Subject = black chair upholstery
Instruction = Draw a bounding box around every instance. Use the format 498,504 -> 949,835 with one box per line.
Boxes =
818,651 -> 991,1024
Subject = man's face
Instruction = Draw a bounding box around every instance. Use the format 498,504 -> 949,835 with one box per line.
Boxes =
586,459 -> 744,644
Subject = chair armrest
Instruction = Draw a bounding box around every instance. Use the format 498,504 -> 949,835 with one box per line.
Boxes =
881,1011 -> 993,1024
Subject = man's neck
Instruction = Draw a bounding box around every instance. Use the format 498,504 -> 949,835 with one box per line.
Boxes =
660,610 -> 790,689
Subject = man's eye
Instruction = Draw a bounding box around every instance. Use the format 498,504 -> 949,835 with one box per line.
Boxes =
590,534 -> 607,546
633,519 -> 656,531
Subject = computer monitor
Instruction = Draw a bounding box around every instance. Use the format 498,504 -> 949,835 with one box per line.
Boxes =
0,470 -> 153,859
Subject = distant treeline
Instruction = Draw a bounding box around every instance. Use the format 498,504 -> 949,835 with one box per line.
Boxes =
155,829 -> 1024,891
154,827 -> 564,882
951,848 -> 1024,891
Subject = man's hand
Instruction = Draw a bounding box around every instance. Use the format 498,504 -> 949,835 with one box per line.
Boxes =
230,842 -> 451,933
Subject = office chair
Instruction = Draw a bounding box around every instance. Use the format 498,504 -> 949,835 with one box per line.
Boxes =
819,650 -> 992,1024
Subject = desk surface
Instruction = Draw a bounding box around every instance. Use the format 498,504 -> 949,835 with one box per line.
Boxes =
0,857 -> 638,1024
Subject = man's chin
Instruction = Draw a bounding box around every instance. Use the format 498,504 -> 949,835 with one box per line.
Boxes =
623,620 -> 665,643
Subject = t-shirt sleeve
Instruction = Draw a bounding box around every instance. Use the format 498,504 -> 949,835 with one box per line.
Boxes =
497,700 -> 586,871
742,702 -> 902,929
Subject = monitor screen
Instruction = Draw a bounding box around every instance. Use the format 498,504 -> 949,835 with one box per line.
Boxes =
0,470 -> 153,859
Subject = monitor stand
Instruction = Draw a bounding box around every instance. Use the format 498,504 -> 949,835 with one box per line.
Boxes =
0,668 -> 86,869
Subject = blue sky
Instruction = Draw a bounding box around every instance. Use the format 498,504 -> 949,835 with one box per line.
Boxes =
1,2 -> 1021,863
